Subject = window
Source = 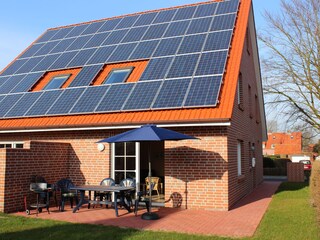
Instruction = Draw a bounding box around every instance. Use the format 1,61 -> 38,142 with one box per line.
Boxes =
248,85 -> 252,118
271,144 -> 275,149
43,75 -> 70,90
0,142 -> 24,149
103,68 -> 133,84
262,143 -> 266,149
237,140 -> 243,176
255,95 -> 260,123
237,73 -> 244,109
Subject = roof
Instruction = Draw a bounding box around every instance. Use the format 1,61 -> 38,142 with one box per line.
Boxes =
0,0 -> 254,131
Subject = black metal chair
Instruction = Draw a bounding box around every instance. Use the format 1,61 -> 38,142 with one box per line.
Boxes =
93,178 -> 115,208
119,178 -> 136,208
54,178 -> 78,212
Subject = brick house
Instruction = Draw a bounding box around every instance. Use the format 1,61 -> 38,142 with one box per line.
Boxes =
262,132 -> 302,156
0,0 -> 266,213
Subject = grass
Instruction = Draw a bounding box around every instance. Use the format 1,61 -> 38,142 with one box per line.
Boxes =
0,182 -> 319,240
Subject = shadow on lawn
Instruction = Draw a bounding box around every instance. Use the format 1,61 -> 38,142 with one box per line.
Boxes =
274,181 -> 309,194
0,219 -> 141,240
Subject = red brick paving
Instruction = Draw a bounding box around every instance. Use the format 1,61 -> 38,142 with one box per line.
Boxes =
13,181 -> 280,238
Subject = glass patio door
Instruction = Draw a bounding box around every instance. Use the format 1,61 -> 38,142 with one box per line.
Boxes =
111,142 -> 140,191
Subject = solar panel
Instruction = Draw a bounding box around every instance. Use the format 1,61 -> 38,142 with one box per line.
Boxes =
133,12 -> 158,27
108,42 -> 138,62
164,20 -> 190,37
166,54 -> 200,78
0,75 -> 26,94
184,76 -> 221,107
0,95 -> 5,104
139,57 -> 174,81
195,50 -> 228,76
86,45 -> 116,64
178,34 -> 207,54
68,64 -> 103,87
49,51 -> 79,70
123,81 -> 161,110
47,88 -> 85,115
96,83 -> 134,112
204,30 -> 233,51
5,92 -> 42,117
65,24 -> 89,38
10,72 -> 44,93
216,0 -> 239,14
0,59 -> 28,76
84,32 -> 110,48
97,18 -> 122,32
194,2 -> 218,17
15,56 -> 45,74
0,93 -> 23,117
173,6 -> 197,21
152,78 -> 191,109
129,40 -> 159,60
50,27 -> 74,41
142,23 -> 169,40
115,15 -> 139,29
66,35 -> 92,51
34,41 -> 60,56
67,48 -> 97,67
25,90 -> 63,116
36,29 -> 59,43
19,43 -> 45,58
187,17 -> 213,34
121,26 -> 148,43
102,29 -> 128,45
70,85 -> 109,113
32,54 -> 61,72
153,37 -> 182,57
153,9 -> 176,24
0,76 -> 10,88
49,38 -> 76,54
81,21 -> 105,35
211,13 -> 237,31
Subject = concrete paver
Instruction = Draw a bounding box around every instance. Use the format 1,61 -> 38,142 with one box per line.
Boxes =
13,181 -> 280,238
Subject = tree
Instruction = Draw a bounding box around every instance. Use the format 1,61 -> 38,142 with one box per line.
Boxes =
259,0 -> 320,133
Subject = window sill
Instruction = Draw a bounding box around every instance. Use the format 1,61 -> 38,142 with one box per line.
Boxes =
237,175 -> 246,183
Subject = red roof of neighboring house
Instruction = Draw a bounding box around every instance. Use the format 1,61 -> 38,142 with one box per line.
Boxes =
263,132 -> 302,155
0,0 -> 254,130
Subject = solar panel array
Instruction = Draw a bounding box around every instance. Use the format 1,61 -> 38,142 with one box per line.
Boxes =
0,0 -> 239,119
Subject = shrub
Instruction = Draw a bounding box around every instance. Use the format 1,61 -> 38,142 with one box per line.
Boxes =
310,161 -> 320,222
263,157 -> 275,168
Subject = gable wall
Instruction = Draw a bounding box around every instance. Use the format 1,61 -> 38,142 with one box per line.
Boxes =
227,19 -> 264,208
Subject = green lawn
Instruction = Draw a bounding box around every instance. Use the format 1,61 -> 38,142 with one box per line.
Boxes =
0,182 -> 319,240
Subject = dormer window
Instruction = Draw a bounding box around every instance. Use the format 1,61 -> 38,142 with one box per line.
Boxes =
103,68 -> 133,84
43,75 -> 70,90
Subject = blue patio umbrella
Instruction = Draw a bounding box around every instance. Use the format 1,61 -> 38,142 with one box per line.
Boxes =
98,124 -> 197,220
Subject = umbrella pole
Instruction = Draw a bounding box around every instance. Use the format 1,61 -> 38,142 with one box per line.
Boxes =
141,142 -> 159,220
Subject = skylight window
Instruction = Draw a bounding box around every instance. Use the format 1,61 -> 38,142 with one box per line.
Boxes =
103,68 -> 133,84
43,75 -> 70,90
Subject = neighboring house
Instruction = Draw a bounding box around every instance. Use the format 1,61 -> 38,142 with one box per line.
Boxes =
262,132 -> 302,156
0,0 -> 266,213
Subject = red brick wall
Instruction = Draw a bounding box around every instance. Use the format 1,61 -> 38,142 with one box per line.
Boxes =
164,127 -> 229,210
287,162 -> 304,182
0,130 -> 117,213
227,25 -> 264,208
0,141 -> 70,212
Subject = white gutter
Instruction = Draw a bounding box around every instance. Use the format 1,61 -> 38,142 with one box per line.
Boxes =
0,122 -> 231,133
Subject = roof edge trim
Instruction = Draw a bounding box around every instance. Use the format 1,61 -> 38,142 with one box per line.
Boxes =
0,121 -> 231,133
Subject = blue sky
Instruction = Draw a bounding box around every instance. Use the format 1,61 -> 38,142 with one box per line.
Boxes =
0,0 -> 280,71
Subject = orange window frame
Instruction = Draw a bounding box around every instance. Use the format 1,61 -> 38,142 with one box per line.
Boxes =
92,60 -> 149,85
31,68 -> 81,91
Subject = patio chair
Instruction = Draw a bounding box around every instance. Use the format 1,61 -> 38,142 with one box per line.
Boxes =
133,184 -> 153,216
54,178 -> 78,212
145,177 -> 161,196
93,178 -> 115,208
119,178 -> 136,208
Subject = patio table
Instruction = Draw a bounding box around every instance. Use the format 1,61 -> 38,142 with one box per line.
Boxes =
70,185 -> 134,217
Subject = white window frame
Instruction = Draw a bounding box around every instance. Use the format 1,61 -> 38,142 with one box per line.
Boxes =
0,141 -> 24,148
237,140 -> 242,176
